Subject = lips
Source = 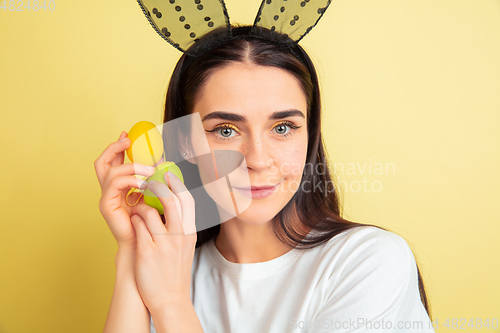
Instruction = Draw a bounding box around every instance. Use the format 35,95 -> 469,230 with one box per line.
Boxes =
234,184 -> 279,190
233,183 -> 281,199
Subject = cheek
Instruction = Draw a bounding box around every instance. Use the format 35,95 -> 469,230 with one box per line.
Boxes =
274,143 -> 308,180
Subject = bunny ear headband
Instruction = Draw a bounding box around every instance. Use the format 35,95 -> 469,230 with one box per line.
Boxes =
136,0 -> 332,57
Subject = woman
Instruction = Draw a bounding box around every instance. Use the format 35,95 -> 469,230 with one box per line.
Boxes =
95,26 -> 434,332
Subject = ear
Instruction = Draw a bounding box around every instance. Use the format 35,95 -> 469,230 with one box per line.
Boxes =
136,0 -> 231,54
252,0 -> 332,43
177,133 -> 197,165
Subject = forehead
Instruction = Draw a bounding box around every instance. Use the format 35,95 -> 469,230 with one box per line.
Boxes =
193,62 -> 307,119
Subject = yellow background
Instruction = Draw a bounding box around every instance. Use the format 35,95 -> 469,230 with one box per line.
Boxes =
1,0 -> 499,332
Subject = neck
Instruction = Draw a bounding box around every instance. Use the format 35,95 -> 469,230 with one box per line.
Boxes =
214,218 -> 293,264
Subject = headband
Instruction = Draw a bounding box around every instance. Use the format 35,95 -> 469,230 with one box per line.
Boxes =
136,0 -> 332,57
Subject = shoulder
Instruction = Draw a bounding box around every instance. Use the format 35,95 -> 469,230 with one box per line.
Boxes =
311,227 -> 430,330
326,225 -> 413,259
322,226 -> 416,281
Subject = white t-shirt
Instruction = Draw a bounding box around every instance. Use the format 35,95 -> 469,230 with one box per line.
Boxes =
151,226 -> 435,332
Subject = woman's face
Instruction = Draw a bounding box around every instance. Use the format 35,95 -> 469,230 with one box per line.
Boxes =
190,61 -> 308,226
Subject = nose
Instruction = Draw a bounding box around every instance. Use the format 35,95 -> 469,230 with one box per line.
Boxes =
243,135 -> 274,172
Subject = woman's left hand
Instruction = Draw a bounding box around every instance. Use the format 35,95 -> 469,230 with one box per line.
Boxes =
130,171 -> 197,313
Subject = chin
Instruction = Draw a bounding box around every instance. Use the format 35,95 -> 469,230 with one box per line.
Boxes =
232,207 -> 280,226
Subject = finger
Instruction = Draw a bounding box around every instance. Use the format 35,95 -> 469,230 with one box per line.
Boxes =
165,171 -> 196,235
111,131 -> 127,167
130,214 -> 153,247
132,199 -> 168,241
105,163 -> 155,187
94,132 -> 131,184
101,176 -> 149,203
147,180 -> 184,235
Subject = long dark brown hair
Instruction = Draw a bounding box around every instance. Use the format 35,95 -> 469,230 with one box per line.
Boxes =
162,25 -> 432,320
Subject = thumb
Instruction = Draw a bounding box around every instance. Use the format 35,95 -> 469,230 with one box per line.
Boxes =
130,214 -> 153,248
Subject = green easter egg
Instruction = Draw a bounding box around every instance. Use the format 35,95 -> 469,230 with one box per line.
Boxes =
143,161 -> 184,215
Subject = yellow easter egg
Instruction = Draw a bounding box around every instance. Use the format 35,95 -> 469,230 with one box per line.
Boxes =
126,121 -> 163,166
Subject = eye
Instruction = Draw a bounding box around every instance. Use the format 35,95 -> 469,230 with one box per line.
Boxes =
272,120 -> 302,138
274,124 -> 288,135
205,123 -> 240,142
205,121 -> 302,143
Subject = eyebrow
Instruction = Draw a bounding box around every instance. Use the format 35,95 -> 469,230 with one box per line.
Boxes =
201,110 -> 305,123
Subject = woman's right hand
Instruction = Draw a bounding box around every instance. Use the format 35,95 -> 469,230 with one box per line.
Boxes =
94,131 -> 156,249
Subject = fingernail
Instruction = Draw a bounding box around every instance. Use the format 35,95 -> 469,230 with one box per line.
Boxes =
149,180 -> 157,186
139,180 -> 148,189
167,171 -> 175,178
145,166 -> 154,171
119,138 -> 128,142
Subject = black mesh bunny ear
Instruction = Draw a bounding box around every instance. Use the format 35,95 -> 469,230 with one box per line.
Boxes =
136,0 -> 231,53
252,0 -> 331,43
